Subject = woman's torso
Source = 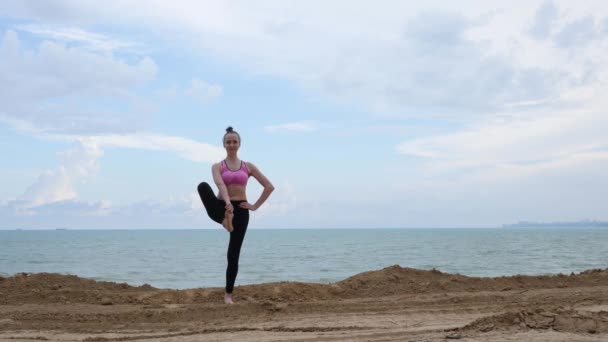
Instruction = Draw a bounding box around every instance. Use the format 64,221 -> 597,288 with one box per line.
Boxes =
218,159 -> 249,201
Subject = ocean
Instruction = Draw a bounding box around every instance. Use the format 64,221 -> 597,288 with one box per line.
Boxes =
1,228 -> 606,289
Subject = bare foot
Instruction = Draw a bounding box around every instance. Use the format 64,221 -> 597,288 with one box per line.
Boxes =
224,293 -> 234,304
222,211 -> 234,232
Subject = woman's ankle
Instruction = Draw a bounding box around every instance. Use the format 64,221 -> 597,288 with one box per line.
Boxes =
224,292 -> 234,304
223,211 -> 234,231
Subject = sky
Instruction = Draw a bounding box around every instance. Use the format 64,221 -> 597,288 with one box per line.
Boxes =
0,0 -> 607,229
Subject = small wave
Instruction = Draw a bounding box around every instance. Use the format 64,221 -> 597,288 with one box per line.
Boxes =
27,260 -> 48,264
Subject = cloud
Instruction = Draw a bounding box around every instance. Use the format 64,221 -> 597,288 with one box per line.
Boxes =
396,107 -> 608,180
16,139 -> 102,208
554,16 -> 599,48
0,28 -> 224,212
185,79 -> 223,103
264,121 -> 316,132
1,185 -> 291,229
3,2 -> 598,120
405,11 -> 470,46
156,80 -> 223,105
18,199 -> 112,217
91,134 -> 225,163
17,168 -> 77,209
0,30 -> 156,100
527,2 -> 607,50
16,24 -> 140,53
10,133 -> 222,211
0,29 -> 157,135
320,10 -> 581,117
58,138 -> 103,177
0,30 -> 222,212
529,0 -> 558,40
0,6 -> 603,131
0,196 -> 200,229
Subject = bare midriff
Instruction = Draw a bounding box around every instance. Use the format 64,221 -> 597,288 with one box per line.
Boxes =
218,185 -> 247,201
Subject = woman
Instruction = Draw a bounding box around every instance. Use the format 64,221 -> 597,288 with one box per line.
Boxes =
197,126 -> 274,304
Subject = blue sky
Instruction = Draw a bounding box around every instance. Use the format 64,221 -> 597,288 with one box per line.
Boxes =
1,0 -> 607,229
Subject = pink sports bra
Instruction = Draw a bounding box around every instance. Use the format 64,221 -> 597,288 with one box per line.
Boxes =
221,160 -> 249,186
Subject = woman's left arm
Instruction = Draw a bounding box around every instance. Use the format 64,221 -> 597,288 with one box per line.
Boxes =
240,162 -> 274,211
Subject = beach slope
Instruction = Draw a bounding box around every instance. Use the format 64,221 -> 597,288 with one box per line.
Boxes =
1,266 -> 608,341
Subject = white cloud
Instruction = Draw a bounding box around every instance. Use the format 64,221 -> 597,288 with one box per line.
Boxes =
91,134 -> 224,163
0,29 -> 157,135
185,79 -> 223,103
57,138 -> 103,177
264,121 -> 316,132
0,196 -> 200,229
16,24 -> 141,53
16,139 -> 102,208
554,15 -> 600,48
156,80 -> 223,105
11,133 -> 222,211
0,30 -> 223,213
0,28 -> 225,212
529,0 -> 559,39
396,106 -> 608,181
2,2 -> 607,121
18,168 -> 77,209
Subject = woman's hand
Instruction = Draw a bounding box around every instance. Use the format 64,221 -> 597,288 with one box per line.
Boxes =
239,202 -> 257,211
225,202 -> 234,213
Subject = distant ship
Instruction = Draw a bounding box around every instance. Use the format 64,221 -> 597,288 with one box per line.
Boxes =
502,220 -> 608,228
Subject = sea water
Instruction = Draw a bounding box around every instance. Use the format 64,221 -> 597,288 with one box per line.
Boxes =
1,228 -> 606,289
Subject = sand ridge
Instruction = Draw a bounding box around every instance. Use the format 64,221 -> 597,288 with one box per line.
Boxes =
1,266 -> 607,341
458,308 -> 608,334
2,265 -> 607,305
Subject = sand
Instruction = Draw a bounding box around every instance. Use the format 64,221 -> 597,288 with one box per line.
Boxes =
1,265 -> 607,341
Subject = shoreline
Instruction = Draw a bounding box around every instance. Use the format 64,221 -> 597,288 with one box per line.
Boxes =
5,226 -> 608,230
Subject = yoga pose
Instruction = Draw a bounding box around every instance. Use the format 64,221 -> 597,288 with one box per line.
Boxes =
197,126 -> 274,304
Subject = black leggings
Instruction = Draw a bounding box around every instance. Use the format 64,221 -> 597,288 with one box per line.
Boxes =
197,182 -> 249,294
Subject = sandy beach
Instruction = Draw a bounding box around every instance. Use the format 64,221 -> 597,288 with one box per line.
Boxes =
1,265 -> 607,341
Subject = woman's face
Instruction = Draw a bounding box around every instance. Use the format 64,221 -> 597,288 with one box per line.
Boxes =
224,133 -> 240,153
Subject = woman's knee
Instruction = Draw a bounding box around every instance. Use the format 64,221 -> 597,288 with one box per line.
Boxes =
197,182 -> 211,195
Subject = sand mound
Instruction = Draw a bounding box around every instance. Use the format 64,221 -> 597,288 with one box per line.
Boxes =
337,265 -> 608,297
2,266 -> 607,305
458,308 -> 608,334
0,272 -> 154,305
337,265 -> 466,296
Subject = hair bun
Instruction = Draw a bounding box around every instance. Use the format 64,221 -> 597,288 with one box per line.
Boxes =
226,126 -> 234,133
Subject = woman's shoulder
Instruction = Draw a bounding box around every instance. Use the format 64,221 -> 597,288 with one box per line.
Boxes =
244,161 -> 257,173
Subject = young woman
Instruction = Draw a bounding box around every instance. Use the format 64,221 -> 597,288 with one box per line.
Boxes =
197,126 -> 274,304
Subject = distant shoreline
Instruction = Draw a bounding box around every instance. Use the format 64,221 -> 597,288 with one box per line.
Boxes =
502,220 -> 608,228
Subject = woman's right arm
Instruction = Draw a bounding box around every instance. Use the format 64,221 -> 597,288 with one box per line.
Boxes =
212,163 -> 233,212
